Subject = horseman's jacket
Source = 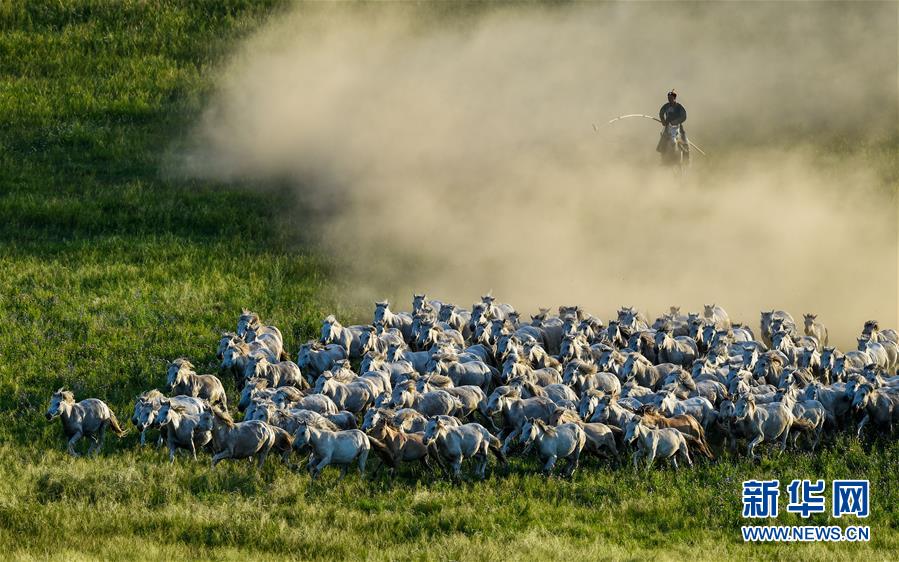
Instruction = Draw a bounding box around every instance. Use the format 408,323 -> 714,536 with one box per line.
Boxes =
659,102 -> 687,126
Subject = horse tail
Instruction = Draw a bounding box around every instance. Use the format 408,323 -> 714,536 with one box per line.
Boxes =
607,424 -> 626,449
683,434 -> 714,460
367,436 -> 396,468
824,410 -> 836,429
271,427 -> 293,452
486,433 -> 507,466
108,411 -> 127,437
791,417 -> 818,433
488,365 -> 501,387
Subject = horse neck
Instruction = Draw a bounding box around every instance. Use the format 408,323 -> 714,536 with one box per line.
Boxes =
305,426 -> 323,444
746,401 -> 758,418
408,389 -> 422,408
780,391 -> 796,409
633,422 -> 647,442
167,410 -> 183,431
59,401 -> 76,426
660,396 -> 675,413
324,379 -> 341,397
499,395 -> 516,415
212,417 -> 232,438
382,423 -> 402,444
182,370 -> 198,390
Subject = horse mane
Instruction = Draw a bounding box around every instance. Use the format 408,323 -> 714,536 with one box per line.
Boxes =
636,404 -> 661,417
246,377 -> 269,390
140,389 -> 164,401
324,314 -> 338,324
170,404 -> 189,414
534,419 -> 556,436
375,415 -> 401,432
55,388 -> 75,402
498,385 -> 520,399
576,361 -> 598,375
677,371 -> 697,391
171,357 -> 194,370
211,407 -> 235,427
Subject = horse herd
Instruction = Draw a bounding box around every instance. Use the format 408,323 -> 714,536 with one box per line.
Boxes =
45,296 -> 899,480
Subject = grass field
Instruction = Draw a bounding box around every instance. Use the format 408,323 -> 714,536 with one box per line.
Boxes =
0,2 -> 897,560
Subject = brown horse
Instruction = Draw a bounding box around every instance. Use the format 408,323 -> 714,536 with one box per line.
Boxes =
636,406 -> 714,459
366,416 -> 434,477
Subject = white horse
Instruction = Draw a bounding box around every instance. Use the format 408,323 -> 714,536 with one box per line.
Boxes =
293,423 -> 372,480
320,315 -> 367,359
46,389 -> 126,456
520,419 -> 586,477
423,419 -> 504,480
624,416 -> 693,470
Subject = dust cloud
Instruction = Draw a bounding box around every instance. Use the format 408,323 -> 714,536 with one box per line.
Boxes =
179,2 -> 898,346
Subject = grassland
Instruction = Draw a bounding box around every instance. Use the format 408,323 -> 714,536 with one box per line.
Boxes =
0,1 -> 897,560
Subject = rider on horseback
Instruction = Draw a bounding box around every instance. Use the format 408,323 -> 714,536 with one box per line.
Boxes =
656,89 -> 689,155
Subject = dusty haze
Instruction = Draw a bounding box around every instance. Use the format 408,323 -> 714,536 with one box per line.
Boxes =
179,2 -> 898,347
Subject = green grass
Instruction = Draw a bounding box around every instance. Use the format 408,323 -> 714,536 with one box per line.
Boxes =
0,1 -> 897,560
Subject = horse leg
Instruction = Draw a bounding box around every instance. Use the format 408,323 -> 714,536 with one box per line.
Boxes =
67,431 -> 83,457
86,434 -> 100,456
670,455 -> 679,471
645,442 -> 658,472
543,454 -> 557,477
315,454 -> 333,478
856,415 -> 869,439
565,450 -> 580,478
140,429 -> 146,447
681,442 -> 693,468
747,434 -> 763,461
257,446 -> 271,469
632,448 -> 642,471
450,456 -> 463,482
190,439 -> 198,462
211,450 -> 231,467
475,451 -> 488,480
479,411 -> 500,432
501,429 -> 520,456
779,428 -> 790,454
358,449 -> 369,477
169,440 -> 177,464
